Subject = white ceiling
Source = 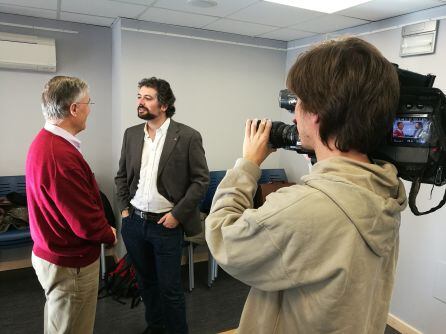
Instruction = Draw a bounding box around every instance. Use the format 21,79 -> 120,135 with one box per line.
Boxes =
0,0 -> 445,41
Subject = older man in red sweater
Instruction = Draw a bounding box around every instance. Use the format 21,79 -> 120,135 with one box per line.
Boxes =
26,76 -> 117,334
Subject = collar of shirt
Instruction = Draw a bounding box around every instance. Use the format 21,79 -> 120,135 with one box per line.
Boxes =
144,118 -> 171,140
44,121 -> 82,152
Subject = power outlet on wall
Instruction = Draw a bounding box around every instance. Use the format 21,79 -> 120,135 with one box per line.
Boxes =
433,261 -> 446,304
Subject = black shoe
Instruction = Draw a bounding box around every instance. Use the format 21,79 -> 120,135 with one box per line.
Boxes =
141,326 -> 167,334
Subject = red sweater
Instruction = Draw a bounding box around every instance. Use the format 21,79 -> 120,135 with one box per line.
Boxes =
26,129 -> 115,268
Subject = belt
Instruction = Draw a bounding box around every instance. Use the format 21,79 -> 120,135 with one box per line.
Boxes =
133,208 -> 167,221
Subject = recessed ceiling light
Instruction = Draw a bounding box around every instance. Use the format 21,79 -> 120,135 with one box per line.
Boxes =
187,0 -> 218,8
264,0 -> 372,14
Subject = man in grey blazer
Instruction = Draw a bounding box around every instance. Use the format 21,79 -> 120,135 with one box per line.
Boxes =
115,77 -> 209,334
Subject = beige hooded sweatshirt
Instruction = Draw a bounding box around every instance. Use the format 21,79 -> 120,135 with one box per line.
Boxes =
205,157 -> 407,334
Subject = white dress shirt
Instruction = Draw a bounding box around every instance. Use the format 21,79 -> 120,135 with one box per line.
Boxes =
130,118 -> 174,213
44,122 -> 82,153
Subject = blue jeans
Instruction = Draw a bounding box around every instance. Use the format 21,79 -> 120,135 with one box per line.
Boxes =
121,212 -> 187,334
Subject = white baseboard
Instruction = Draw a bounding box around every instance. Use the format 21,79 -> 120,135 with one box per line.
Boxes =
388,313 -> 422,334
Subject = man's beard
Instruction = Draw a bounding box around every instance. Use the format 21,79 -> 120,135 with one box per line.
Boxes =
137,105 -> 156,120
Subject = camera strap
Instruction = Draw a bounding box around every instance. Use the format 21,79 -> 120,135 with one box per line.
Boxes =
409,96 -> 446,216
409,178 -> 446,216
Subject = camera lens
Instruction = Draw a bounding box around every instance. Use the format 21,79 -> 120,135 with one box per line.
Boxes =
270,121 -> 298,149
256,120 -> 299,150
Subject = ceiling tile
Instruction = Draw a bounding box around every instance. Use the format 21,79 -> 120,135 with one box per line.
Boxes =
154,0 -> 259,17
108,0 -> 155,5
139,7 -> 218,28
61,0 -> 146,18
60,12 -> 115,26
291,14 -> 369,34
0,0 -> 444,40
259,28 -> 315,41
0,4 -> 56,19
0,0 -> 57,10
338,0 -> 444,21
229,1 -> 324,27
204,18 -> 277,36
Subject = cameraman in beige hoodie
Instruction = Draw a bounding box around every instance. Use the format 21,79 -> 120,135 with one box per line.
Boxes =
206,37 -> 407,334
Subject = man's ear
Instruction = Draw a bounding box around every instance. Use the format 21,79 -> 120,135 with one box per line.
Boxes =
310,112 -> 320,124
160,104 -> 168,113
69,103 -> 78,117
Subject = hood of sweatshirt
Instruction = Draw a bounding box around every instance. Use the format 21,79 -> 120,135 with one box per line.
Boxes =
301,157 -> 407,257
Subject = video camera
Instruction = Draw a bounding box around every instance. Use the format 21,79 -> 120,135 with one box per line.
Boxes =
270,65 -> 446,215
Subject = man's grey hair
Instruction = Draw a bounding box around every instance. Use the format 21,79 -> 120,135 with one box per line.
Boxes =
41,76 -> 88,121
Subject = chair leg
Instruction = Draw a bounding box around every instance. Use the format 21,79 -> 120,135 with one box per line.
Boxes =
100,244 -> 106,280
188,243 -> 194,291
207,249 -> 214,287
213,257 -> 218,279
207,250 -> 219,287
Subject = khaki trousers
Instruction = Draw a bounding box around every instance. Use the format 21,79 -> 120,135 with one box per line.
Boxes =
32,252 -> 100,334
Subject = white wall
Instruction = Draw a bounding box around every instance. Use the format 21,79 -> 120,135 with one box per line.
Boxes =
113,19 -> 288,174
0,13 -> 114,199
110,20 -> 288,258
0,13 -> 114,265
365,26 -> 446,334
10,8 -> 445,332
0,13 -> 288,210
0,14 -> 289,257
285,6 -> 446,334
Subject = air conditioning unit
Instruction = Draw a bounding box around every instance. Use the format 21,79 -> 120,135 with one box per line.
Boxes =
0,32 -> 56,72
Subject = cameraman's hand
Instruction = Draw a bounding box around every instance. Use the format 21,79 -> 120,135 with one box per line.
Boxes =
243,119 -> 276,166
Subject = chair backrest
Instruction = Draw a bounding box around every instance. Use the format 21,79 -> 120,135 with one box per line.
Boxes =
0,175 -> 26,196
258,169 -> 287,184
0,176 -> 31,249
100,191 -> 116,228
200,170 -> 226,214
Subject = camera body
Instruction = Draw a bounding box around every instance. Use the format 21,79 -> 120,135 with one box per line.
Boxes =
373,85 -> 446,186
270,66 -> 446,214
266,90 -> 307,153
272,67 -> 446,187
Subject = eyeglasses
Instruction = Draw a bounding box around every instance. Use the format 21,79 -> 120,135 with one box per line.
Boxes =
75,99 -> 95,106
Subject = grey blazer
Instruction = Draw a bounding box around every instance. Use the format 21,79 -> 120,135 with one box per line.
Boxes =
115,119 -> 209,236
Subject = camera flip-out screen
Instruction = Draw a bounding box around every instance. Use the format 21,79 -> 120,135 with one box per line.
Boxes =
391,115 -> 432,146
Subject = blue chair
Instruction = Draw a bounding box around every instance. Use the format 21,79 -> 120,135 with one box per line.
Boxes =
0,175 -> 112,278
201,171 -> 226,287
188,169 -> 288,288
0,175 -> 26,195
206,169 -> 288,286
0,175 -> 31,249
184,171 -> 226,290
199,170 -> 227,214
201,169 -> 287,216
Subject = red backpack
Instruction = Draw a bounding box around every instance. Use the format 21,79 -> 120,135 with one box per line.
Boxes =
98,253 -> 141,308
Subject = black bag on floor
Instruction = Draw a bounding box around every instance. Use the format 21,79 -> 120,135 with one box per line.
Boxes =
98,253 -> 141,308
